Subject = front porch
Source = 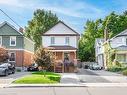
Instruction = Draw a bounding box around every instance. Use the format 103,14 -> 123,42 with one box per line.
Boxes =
53,51 -> 77,73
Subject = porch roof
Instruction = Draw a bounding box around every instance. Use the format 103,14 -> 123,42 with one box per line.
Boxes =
115,45 -> 127,51
46,45 -> 77,51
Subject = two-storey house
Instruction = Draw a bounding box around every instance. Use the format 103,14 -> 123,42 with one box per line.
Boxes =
0,21 -> 34,67
96,29 -> 127,68
109,29 -> 127,63
42,21 -> 80,72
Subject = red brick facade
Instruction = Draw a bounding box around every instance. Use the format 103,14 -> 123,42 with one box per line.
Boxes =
8,50 -> 34,67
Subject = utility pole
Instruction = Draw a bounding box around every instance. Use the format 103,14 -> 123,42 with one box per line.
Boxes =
103,26 -> 109,69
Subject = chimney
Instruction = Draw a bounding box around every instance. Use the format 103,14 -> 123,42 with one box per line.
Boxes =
19,27 -> 24,33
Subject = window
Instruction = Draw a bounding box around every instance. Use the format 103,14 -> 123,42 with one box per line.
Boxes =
0,36 -> 2,46
10,36 -> 16,46
65,37 -> 69,45
51,37 -> 55,45
9,52 -> 15,62
117,54 -> 126,62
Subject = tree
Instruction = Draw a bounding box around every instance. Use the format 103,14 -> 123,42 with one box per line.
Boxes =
79,10 -> 127,62
25,9 -> 59,50
78,20 -> 103,62
34,47 -> 55,76
0,47 -> 8,63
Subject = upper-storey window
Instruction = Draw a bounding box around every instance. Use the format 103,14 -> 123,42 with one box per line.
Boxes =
51,37 -> 55,45
10,36 -> 16,46
0,36 -> 2,46
65,37 -> 69,45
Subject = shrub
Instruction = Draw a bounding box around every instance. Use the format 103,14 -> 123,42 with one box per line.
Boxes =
107,66 -> 125,72
47,76 -> 61,82
122,69 -> 127,76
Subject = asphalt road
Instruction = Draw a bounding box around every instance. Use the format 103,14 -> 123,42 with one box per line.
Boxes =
0,87 -> 127,95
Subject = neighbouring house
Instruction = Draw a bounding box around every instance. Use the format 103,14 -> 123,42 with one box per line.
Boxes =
0,21 -> 34,67
109,29 -> 127,64
95,38 -> 104,67
96,29 -> 127,68
42,21 -> 80,72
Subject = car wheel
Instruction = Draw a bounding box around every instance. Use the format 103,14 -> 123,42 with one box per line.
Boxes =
5,70 -> 8,76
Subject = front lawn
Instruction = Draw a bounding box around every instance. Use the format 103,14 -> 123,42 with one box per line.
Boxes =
13,71 -> 61,84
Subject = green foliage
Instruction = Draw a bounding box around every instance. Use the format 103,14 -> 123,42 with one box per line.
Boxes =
107,65 -> 126,72
122,69 -> 127,76
78,19 -> 103,61
25,9 -> 59,50
79,10 -> 127,62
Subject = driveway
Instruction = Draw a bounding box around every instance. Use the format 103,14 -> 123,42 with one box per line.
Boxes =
0,72 -> 30,84
60,68 -> 127,84
77,69 -> 111,83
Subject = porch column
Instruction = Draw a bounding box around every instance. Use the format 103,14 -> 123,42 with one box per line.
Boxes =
54,52 -> 57,72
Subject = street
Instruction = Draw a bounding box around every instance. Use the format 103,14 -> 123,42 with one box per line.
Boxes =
0,87 -> 127,95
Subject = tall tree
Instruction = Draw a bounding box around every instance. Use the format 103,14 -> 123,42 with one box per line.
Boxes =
78,20 -> 103,61
25,9 -> 59,50
79,10 -> 127,62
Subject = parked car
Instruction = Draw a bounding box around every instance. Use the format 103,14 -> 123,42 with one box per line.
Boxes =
89,63 -> 102,70
0,63 -> 15,76
27,63 -> 39,71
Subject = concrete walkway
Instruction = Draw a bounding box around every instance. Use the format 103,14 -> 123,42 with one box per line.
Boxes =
60,73 -> 80,84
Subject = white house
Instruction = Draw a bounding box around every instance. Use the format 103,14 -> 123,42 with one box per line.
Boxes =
96,29 -> 127,67
109,29 -> 127,63
42,21 -> 80,72
95,38 -> 104,67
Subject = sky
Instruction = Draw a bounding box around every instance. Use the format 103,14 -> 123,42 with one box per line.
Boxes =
0,0 -> 127,34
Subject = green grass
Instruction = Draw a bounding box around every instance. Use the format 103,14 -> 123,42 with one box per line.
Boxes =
13,71 -> 61,84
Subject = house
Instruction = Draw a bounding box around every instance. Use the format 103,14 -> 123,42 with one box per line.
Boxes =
96,29 -> 127,68
0,21 -> 34,67
95,38 -> 104,67
42,21 -> 80,72
109,29 -> 127,64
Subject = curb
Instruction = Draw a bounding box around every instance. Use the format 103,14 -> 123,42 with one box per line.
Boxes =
3,83 -> 127,88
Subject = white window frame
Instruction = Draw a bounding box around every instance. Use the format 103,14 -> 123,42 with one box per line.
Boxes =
10,36 -> 16,46
0,36 -> 2,46
51,37 -> 55,45
8,52 -> 16,62
65,37 -> 70,45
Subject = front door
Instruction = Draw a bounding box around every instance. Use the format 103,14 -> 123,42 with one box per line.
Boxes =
64,52 -> 70,72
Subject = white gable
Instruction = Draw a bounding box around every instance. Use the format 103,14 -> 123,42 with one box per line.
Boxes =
44,22 -> 77,34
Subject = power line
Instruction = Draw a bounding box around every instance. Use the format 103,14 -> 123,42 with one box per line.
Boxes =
0,9 -> 21,28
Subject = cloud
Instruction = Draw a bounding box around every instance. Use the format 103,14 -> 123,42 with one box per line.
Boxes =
0,0 -> 104,19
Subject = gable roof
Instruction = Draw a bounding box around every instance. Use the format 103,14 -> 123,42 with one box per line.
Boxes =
43,21 -> 80,36
0,21 -> 23,35
110,29 -> 127,40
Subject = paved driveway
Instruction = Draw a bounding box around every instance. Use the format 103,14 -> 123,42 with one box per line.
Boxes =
0,72 -> 30,84
60,68 -> 127,84
77,69 -> 111,83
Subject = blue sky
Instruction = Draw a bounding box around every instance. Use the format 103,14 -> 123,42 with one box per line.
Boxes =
0,0 -> 127,34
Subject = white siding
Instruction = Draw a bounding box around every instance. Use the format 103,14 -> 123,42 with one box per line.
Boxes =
42,36 -> 77,48
110,36 -> 127,48
44,23 -> 76,35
